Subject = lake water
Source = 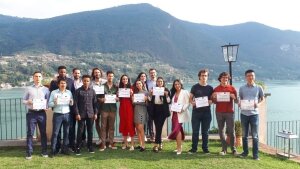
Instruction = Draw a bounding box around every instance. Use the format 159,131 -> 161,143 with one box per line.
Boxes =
0,80 -> 299,122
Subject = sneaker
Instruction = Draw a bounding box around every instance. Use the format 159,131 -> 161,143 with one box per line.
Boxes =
158,144 -> 163,151
25,152 -> 32,160
152,146 -> 159,153
75,148 -> 81,156
109,143 -> 117,150
219,151 -> 226,155
239,152 -> 248,158
122,144 -> 128,150
203,150 -> 210,154
88,147 -> 95,154
232,150 -> 238,156
253,157 -> 260,161
188,149 -> 196,154
95,139 -> 102,145
129,146 -> 134,151
139,147 -> 145,152
99,143 -> 106,151
69,147 -> 75,153
41,152 -> 48,158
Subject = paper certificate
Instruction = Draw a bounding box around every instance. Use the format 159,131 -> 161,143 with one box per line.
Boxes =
133,94 -> 145,103
93,85 -> 104,95
57,95 -> 71,105
118,88 -> 131,98
153,87 -> 165,96
240,100 -> 255,110
195,96 -> 209,108
32,99 -> 47,110
171,103 -> 183,112
104,94 -> 117,103
216,92 -> 230,102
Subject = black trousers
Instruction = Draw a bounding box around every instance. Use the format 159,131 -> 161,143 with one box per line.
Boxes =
76,118 -> 94,149
153,105 -> 166,144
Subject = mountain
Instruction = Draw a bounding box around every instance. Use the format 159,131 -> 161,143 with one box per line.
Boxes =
1,3 -> 300,80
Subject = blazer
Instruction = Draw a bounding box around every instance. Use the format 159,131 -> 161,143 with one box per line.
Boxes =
170,89 -> 190,123
150,88 -> 171,118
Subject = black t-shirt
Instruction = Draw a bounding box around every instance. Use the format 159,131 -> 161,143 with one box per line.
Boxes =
190,83 -> 213,113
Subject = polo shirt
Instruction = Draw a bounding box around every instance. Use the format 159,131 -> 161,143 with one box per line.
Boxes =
213,84 -> 237,113
239,83 -> 264,116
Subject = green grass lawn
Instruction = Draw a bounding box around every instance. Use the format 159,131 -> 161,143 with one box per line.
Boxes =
0,140 -> 299,169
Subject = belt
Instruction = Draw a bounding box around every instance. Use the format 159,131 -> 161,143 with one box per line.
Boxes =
28,109 -> 45,113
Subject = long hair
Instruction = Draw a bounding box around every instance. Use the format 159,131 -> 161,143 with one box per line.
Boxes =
133,80 -> 145,93
170,79 -> 184,100
119,74 -> 131,88
91,68 -> 103,80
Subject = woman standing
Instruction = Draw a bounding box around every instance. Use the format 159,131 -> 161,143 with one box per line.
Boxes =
168,79 -> 190,155
132,80 -> 148,152
150,77 -> 171,152
136,72 -> 148,91
118,74 -> 135,150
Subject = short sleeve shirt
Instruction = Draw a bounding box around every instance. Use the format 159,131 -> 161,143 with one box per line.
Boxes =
190,83 -> 213,113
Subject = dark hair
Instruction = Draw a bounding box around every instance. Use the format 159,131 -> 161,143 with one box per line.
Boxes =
198,69 -> 209,77
245,69 -> 255,76
57,66 -> 67,72
119,74 -> 131,88
170,79 -> 184,100
149,68 -> 156,73
106,70 -> 114,76
91,68 -> 103,80
133,80 -> 145,93
57,78 -> 67,85
136,72 -> 147,81
156,77 -> 165,87
33,71 -> 42,76
72,68 -> 80,73
82,74 -> 91,80
218,72 -> 231,82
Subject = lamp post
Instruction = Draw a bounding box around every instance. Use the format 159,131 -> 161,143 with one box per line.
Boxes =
221,43 -> 239,85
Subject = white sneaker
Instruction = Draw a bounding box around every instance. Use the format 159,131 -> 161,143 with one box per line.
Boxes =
129,146 -> 134,151
219,151 -> 226,155
95,139 -> 102,145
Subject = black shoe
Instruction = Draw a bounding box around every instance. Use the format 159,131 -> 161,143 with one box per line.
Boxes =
139,147 -> 145,152
25,152 -> 32,160
69,147 -> 75,153
75,148 -> 81,156
61,149 -> 70,155
203,150 -> 210,154
135,146 -> 141,149
55,148 -> 61,154
239,152 -> 248,158
188,149 -> 196,154
88,147 -> 95,154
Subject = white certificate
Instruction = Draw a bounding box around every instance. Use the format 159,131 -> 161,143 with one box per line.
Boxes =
93,85 -> 104,94
153,87 -> 165,96
195,96 -> 209,108
118,88 -> 130,98
240,100 -> 255,110
216,92 -> 230,102
171,103 -> 183,112
133,94 -> 145,103
104,94 -> 116,103
32,99 -> 47,110
57,95 -> 71,105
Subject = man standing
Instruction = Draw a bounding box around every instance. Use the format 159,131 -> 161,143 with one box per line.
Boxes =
74,75 -> 98,155
99,71 -> 119,151
239,69 -> 264,160
188,69 -> 213,154
212,72 -> 238,156
146,68 -> 157,141
23,71 -> 50,160
48,79 -> 73,157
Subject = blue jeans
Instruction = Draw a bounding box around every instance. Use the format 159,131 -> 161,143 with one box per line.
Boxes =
241,114 -> 259,158
26,110 -> 47,154
51,113 -> 70,152
191,111 -> 211,151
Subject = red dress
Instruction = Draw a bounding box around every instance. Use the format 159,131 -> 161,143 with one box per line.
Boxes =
168,95 -> 185,140
119,97 -> 135,137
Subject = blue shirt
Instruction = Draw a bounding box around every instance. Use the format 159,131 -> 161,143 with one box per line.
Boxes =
23,84 -> 50,110
48,89 -> 73,114
239,83 -> 264,116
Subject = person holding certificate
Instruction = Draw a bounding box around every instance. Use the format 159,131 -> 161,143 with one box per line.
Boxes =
238,70 -> 264,160
168,79 -> 190,155
118,74 -> 135,151
48,78 -> 73,157
91,68 -> 107,146
73,75 -> 98,155
132,80 -> 149,152
99,71 -> 119,151
188,69 -> 213,154
149,77 -> 171,152
211,72 -> 238,156
23,71 -> 50,160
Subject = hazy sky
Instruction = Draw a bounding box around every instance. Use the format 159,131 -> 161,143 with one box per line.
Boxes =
0,0 -> 299,31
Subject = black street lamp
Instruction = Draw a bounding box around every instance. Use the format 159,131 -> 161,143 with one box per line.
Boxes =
221,43 -> 239,85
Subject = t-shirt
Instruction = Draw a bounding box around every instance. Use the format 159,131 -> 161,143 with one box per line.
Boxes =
213,85 -> 237,113
239,83 -> 264,116
190,83 -> 213,113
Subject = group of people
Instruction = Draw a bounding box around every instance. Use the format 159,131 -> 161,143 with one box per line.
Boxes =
23,66 -> 264,161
